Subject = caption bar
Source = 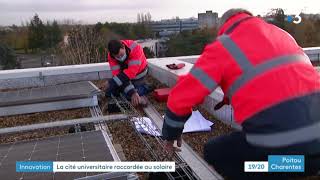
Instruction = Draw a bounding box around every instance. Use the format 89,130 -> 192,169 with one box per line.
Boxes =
244,155 -> 304,172
16,161 -> 175,172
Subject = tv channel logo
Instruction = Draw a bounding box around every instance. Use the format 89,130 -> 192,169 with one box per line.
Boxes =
285,15 -> 302,24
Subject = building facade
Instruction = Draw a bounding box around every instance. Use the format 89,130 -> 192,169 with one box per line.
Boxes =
150,18 -> 199,36
136,39 -> 168,58
198,11 -> 219,28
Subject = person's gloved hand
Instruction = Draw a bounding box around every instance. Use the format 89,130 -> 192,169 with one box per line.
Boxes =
131,92 -> 141,106
214,96 -> 230,110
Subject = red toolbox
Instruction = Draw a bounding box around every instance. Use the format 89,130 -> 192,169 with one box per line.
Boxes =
153,88 -> 171,102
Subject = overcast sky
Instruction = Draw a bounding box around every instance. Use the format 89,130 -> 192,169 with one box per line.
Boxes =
0,0 -> 319,26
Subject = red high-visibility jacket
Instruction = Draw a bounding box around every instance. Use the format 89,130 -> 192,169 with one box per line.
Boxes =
108,40 -> 148,80
164,13 -> 320,143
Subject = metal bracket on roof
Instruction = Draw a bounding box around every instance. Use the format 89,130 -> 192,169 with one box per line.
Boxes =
88,81 -> 103,96
39,72 -> 44,80
92,96 -> 98,106
0,115 -> 128,135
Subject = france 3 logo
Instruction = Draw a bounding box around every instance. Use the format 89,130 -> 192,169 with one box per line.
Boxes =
285,15 -> 302,24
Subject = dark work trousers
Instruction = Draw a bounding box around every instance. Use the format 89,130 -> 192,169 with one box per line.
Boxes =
203,131 -> 320,180
204,93 -> 320,179
105,76 -> 150,100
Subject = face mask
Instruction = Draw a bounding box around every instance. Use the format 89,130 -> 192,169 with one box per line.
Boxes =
115,53 -> 127,62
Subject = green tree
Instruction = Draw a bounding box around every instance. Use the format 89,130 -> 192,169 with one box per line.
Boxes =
45,21 -> 52,49
39,20 -> 63,50
0,43 -> 18,69
132,24 -> 152,39
267,8 -> 286,30
28,14 -> 46,52
51,20 -> 63,47
165,28 -> 217,57
102,22 -> 153,39
94,22 -> 103,32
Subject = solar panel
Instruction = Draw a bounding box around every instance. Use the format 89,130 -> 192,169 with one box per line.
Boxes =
0,130 -> 114,180
0,81 -> 101,107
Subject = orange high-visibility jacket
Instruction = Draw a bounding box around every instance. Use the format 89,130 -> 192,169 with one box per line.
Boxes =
163,13 -> 320,146
108,40 -> 148,79
107,40 -> 148,96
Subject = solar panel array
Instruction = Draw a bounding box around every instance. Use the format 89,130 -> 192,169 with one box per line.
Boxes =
0,81 -> 100,107
0,130 -> 114,180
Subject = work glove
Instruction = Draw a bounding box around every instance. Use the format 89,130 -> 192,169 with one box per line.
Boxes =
166,63 -> 185,70
131,92 -> 148,107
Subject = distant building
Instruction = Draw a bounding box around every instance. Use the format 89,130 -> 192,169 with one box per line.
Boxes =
149,11 -> 219,36
0,26 -> 13,32
198,11 -> 218,28
150,18 -> 199,36
158,30 -> 178,37
136,39 -> 168,57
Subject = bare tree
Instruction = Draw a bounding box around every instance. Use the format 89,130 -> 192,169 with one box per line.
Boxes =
59,25 -> 104,65
145,14 -> 148,23
141,13 -> 145,23
147,12 -> 152,22
137,12 -> 152,24
137,13 -> 141,23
